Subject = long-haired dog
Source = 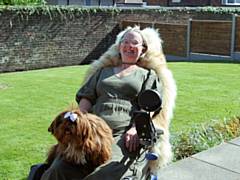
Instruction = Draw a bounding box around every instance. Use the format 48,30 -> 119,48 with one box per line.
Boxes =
47,109 -> 114,175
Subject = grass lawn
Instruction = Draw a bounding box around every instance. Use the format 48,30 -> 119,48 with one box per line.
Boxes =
0,62 -> 239,179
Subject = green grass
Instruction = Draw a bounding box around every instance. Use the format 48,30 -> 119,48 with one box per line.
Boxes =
171,62 -> 240,132
0,62 -> 239,179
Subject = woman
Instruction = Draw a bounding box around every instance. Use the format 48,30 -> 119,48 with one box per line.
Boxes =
41,26 -> 176,180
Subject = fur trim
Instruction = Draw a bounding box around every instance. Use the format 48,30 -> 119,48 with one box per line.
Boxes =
84,26 -> 177,169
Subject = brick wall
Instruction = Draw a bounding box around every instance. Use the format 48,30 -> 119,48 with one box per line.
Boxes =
0,8 -> 234,72
0,11 -> 119,72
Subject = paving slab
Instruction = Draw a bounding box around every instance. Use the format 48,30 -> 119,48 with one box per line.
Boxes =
157,157 -> 240,180
229,137 -> 240,146
192,142 -> 240,174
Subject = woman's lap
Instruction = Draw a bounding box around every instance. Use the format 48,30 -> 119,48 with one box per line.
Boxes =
41,135 -> 147,180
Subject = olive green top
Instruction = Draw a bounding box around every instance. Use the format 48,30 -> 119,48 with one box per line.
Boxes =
76,66 -> 161,136
41,67 -> 162,180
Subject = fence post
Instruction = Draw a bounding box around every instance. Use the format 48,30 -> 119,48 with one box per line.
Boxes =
151,22 -> 155,28
231,14 -> 236,60
187,18 -> 192,61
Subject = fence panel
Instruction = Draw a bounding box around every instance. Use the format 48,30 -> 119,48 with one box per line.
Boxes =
190,20 -> 232,56
235,16 -> 240,52
155,23 -> 188,57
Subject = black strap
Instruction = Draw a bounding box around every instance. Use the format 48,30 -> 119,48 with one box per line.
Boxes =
139,69 -> 151,98
132,69 -> 151,110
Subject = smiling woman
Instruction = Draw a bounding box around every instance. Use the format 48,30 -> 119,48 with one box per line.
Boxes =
39,26 -> 177,180
119,30 -> 146,64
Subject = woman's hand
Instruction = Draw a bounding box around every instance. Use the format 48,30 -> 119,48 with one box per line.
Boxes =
124,125 -> 139,152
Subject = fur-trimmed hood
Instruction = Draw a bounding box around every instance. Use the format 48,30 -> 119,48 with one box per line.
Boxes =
84,26 -> 177,131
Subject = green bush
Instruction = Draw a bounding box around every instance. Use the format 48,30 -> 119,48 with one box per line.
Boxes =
0,0 -> 45,5
172,116 -> 240,161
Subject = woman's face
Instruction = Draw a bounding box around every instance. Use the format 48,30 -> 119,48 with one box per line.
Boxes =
119,31 -> 145,64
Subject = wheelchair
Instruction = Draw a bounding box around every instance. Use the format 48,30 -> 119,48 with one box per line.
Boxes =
123,89 -> 163,180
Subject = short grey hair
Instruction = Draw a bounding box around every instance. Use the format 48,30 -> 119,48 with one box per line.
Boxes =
116,26 -> 148,50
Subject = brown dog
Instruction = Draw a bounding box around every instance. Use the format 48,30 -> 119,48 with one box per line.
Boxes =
47,109 -> 114,175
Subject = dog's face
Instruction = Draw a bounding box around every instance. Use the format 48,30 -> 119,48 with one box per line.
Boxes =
48,109 -> 114,167
48,110 -> 81,146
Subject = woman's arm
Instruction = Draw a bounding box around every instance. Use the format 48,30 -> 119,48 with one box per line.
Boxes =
78,98 -> 92,113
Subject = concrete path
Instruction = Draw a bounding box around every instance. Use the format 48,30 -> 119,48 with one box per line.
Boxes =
158,137 -> 240,180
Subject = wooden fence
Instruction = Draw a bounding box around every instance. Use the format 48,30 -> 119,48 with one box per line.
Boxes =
236,16 -> 240,52
190,20 -> 232,56
121,15 -> 240,59
155,23 -> 188,57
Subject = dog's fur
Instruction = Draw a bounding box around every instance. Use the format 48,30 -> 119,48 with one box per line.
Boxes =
47,109 -> 114,174
83,26 -> 177,174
